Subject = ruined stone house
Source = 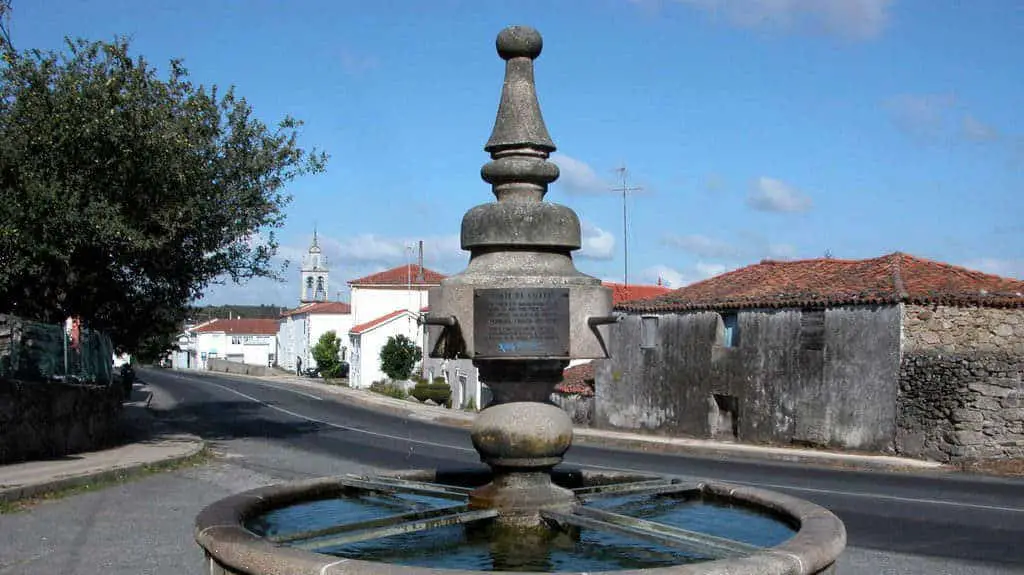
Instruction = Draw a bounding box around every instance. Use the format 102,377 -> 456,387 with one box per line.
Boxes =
598,252 -> 1024,462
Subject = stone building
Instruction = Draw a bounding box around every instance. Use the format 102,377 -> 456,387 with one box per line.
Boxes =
601,252 -> 1024,462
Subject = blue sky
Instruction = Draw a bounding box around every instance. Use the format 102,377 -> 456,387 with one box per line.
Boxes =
17,0 -> 1024,306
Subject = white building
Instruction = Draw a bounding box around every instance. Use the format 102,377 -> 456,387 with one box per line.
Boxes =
349,309 -> 424,388
277,301 -> 353,374
193,318 -> 279,368
346,262 -> 444,389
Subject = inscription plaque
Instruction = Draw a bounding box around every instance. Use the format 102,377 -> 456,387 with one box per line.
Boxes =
474,288 -> 570,358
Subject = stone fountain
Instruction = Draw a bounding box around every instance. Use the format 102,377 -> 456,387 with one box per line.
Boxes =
195,26 -> 846,574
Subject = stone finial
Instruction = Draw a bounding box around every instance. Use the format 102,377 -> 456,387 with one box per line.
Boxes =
482,26 -> 559,201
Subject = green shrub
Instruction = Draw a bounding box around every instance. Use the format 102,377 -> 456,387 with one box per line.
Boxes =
312,331 -> 343,378
379,335 -> 421,381
369,380 -> 407,399
411,380 -> 451,406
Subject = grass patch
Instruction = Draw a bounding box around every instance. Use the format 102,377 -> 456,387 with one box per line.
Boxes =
369,380 -> 408,399
0,445 -> 212,514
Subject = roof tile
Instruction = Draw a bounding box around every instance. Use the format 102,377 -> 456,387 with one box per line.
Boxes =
348,265 -> 446,287
280,301 -> 351,317
618,252 -> 1024,312
193,318 -> 279,335
555,362 -> 595,396
350,309 -> 415,335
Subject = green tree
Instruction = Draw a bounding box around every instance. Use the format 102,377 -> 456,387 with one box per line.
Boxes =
311,330 -> 343,378
0,5 -> 326,354
379,334 -> 421,381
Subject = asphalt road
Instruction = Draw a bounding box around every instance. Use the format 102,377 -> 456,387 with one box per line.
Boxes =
139,367 -> 1024,571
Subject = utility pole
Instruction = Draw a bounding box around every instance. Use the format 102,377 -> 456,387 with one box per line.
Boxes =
612,165 -> 642,288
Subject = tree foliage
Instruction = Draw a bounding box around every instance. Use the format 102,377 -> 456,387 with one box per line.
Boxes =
312,330 -> 343,379
0,9 -> 326,354
379,334 -> 421,381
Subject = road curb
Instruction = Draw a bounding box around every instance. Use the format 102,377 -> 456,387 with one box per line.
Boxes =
0,436 -> 208,505
166,369 -> 946,474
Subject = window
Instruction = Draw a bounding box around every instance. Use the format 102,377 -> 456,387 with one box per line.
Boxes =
231,336 -> 242,345
306,277 -> 314,288
640,316 -> 659,349
800,309 -> 825,351
721,313 -> 739,348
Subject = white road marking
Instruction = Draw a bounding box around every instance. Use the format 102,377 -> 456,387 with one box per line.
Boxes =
167,372 -> 1024,516
195,378 -> 476,454
239,378 -> 324,401
576,462 -> 1024,514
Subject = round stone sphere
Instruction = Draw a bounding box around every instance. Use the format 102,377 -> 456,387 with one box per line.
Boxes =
496,26 -> 543,60
471,402 -> 573,467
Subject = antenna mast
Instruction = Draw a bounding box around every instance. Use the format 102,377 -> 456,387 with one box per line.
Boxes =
612,165 -> 642,288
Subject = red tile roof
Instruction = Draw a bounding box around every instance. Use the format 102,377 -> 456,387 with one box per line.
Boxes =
618,252 -> 1024,312
350,309 -> 416,335
280,301 -> 351,318
555,362 -> 595,396
193,318 -> 279,335
602,282 -> 673,304
348,265 -> 446,287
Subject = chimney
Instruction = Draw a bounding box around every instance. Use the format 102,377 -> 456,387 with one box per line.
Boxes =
416,240 -> 425,282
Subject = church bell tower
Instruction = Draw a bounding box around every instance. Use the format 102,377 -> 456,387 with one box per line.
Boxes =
300,227 -> 329,303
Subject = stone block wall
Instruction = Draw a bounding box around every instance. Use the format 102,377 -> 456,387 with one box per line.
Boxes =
0,378 -> 124,464
902,304 -> 1024,355
896,352 -> 1023,462
207,358 -> 268,377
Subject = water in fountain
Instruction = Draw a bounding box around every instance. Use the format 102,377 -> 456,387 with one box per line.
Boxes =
244,473 -> 797,572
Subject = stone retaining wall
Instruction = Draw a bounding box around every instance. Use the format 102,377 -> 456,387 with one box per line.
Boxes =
0,378 -> 123,464
903,304 -> 1024,355
207,358 -> 268,377
896,352 -> 1024,462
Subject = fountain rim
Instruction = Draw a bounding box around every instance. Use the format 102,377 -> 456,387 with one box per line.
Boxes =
194,471 -> 846,575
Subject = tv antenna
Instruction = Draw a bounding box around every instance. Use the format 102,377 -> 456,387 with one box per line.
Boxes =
612,165 -> 642,287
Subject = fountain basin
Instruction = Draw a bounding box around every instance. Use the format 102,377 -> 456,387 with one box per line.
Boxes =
195,470 -> 845,575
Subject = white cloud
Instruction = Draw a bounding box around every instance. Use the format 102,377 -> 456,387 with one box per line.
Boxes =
641,264 -> 687,288
639,260 -> 737,288
551,153 -> 612,195
318,233 -> 464,268
962,115 -> 999,142
665,0 -> 893,40
662,234 -> 740,258
198,232 -> 466,306
578,221 -> 616,260
963,258 -> 1024,281
746,177 -> 813,213
695,261 -> 729,278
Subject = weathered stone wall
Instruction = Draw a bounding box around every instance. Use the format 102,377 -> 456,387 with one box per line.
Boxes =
897,352 -> 1024,462
596,305 -> 902,452
0,378 -> 124,464
903,304 -> 1024,355
550,393 -> 593,426
207,358 -> 268,377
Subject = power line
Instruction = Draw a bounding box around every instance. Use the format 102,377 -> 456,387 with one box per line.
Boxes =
611,165 -> 642,288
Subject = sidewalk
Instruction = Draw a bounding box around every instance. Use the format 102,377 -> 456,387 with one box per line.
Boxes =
0,383 -> 206,505
225,371 -> 947,473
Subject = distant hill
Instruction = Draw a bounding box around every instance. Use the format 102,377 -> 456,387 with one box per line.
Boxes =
188,304 -> 287,324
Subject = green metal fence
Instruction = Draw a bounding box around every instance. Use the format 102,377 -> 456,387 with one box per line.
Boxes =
0,314 -> 115,384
